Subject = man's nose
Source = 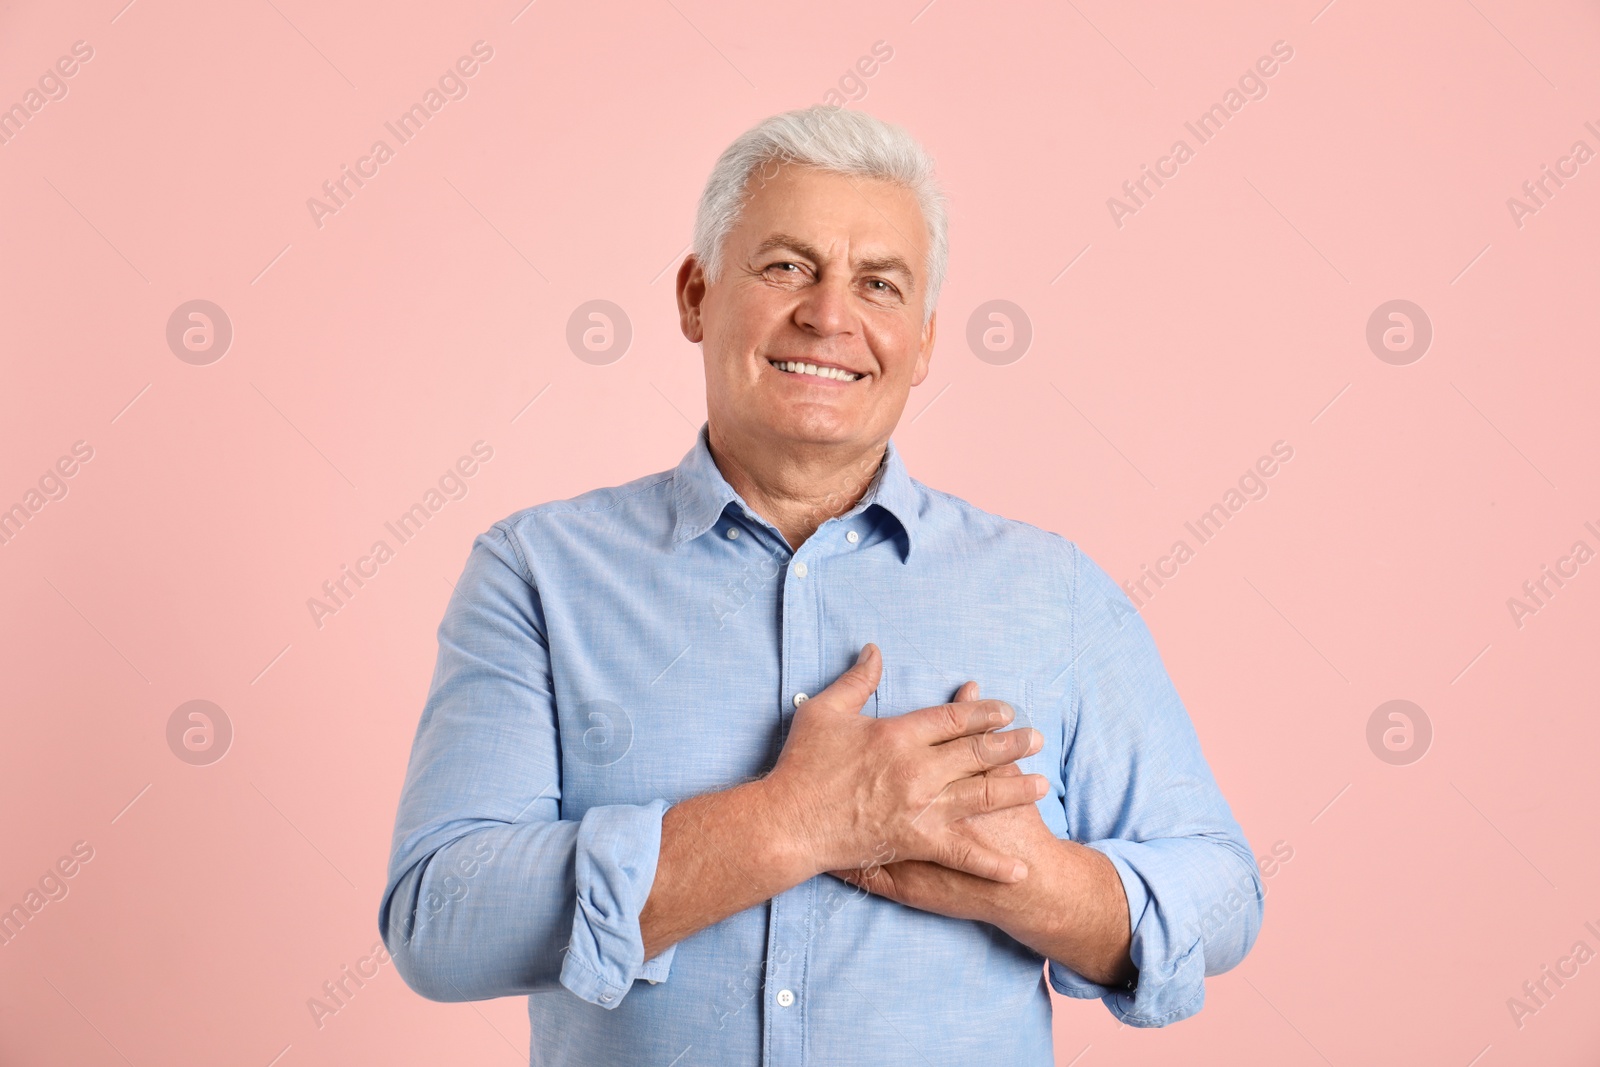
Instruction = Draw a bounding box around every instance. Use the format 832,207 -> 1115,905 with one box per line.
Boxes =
794,276 -> 856,337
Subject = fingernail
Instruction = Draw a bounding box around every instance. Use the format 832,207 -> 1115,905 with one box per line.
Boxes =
988,710 -> 1005,724
1011,861 -> 1028,881
1034,777 -> 1048,798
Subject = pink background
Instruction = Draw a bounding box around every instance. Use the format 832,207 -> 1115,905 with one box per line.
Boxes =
3,0 -> 1598,1063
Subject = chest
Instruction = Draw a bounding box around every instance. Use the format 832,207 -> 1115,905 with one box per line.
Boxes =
536,528 -> 1073,837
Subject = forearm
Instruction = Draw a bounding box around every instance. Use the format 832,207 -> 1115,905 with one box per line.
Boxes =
640,777 -> 812,960
982,837 -> 1135,987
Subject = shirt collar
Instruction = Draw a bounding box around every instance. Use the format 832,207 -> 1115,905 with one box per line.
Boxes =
671,421 -> 918,563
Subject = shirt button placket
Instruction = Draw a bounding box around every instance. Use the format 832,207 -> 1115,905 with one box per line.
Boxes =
766,544 -> 816,1066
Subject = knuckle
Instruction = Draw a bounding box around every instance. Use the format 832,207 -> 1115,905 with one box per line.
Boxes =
1011,777 -> 1034,805
917,777 -> 951,817
938,702 -> 965,736
941,836 -> 972,870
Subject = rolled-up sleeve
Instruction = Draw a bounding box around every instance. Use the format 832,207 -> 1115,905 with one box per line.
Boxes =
1046,540 -> 1263,1027
378,521 -> 677,1008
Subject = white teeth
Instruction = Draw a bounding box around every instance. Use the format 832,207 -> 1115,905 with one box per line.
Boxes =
770,360 -> 861,381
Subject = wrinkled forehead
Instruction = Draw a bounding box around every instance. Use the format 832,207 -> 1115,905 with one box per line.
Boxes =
730,164 -> 928,278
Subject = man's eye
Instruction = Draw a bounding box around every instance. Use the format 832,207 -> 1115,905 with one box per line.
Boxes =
865,279 -> 897,294
768,262 -> 801,274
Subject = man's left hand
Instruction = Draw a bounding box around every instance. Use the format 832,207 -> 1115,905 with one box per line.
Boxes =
827,681 -> 1060,925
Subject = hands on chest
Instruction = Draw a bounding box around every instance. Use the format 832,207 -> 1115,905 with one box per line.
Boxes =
643,643 -> 1134,987
763,644 -> 1051,892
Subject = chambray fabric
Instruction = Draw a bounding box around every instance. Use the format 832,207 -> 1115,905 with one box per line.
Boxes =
379,421 -> 1263,1066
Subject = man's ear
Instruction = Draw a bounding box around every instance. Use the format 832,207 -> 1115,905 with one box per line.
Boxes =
910,309 -> 936,387
677,255 -> 707,343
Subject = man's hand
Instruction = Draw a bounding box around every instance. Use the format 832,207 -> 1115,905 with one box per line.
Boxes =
822,680 -> 1139,988
643,660 -> 1132,984
762,643 -> 1049,885
824,681 -> 1061,922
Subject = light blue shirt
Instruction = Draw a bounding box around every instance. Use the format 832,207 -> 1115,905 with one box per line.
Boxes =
380,422 -> 1262,1065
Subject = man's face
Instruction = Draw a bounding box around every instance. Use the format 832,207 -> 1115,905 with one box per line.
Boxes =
677,163 -> 937,453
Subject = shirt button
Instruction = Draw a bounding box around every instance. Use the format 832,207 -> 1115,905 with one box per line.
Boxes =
793,692 -> 808,707
726,527 -> 740,539
600,993 -> 614,1002
846,530 -> 859,544
793,561 -> 808,578
776,989 -> 795,1008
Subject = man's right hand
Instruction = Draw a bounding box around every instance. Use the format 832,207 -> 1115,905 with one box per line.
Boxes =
762,642 -> 1047,885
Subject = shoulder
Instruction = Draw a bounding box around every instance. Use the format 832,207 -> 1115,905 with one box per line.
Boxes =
475,465 -> 680,571
913,477 -> 1083,570
913,478 -> 1132,612
497,466 -> 676,530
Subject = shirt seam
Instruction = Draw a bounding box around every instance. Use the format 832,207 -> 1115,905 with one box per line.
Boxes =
1110,982 -> 1205,1026
489,518 -> 535,584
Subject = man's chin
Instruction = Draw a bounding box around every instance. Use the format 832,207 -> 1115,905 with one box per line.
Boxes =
759,408 -> 867,448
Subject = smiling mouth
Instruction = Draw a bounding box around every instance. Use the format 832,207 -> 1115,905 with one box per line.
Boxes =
767,359 -> 865,382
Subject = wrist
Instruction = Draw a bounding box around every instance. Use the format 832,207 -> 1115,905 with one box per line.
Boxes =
989,834 -> 1071,945
748,773 -> 824,885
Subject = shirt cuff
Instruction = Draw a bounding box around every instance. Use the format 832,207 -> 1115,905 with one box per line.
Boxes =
558,800 -> 678,1008
1045,840 -> 1206,1027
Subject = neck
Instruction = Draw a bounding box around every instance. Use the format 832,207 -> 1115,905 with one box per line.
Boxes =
706,421 -> 887,551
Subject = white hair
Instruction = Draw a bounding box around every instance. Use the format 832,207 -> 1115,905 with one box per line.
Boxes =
691,105 -> 948,325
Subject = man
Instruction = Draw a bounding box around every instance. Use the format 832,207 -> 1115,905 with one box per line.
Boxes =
380,105 -> 1262,1065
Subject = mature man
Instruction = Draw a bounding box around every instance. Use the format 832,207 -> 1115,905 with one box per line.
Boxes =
380,105 -> 1262,1065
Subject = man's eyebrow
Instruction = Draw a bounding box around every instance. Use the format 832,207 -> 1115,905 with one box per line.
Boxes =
750,233 -> 822,262
750,233 -> 917,283
854,253 -> 916,281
